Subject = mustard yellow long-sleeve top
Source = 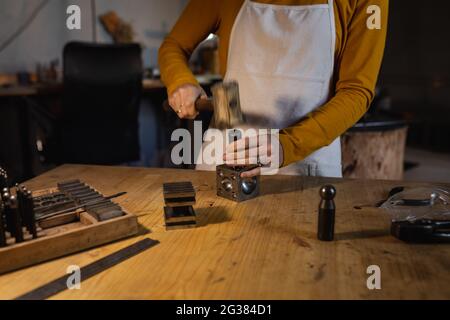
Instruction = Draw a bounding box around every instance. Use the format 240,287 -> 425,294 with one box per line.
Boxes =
159,0 -> 388,167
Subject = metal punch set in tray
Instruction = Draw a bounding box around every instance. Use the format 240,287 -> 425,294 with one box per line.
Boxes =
0,174 -> 138,275
55,180 -> 126,222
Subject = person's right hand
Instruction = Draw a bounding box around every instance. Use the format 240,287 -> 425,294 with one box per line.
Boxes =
168,84 -> 206,119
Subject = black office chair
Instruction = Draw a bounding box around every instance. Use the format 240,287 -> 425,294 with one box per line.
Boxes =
61,41 -> 142,164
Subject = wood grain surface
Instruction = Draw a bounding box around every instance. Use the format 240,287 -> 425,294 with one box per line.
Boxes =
0,164 -> 449,300
342,128 -> 408,180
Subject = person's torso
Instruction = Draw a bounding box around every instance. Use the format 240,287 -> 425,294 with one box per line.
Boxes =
196,0 -> 343,177
214,0 -> 355,78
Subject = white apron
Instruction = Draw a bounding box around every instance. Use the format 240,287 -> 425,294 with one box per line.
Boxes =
196,0 -> 342,177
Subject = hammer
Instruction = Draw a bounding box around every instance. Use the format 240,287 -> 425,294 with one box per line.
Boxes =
163,81 -> 245,130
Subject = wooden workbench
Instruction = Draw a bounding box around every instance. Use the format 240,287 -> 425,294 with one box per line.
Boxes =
0,164 -> 449,300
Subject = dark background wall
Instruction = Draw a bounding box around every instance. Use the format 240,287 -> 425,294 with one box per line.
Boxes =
0,0 -> 188,72
378,0 -> 450,151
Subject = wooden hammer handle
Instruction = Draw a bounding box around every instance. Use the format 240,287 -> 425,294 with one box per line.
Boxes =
163,97 -> 214,113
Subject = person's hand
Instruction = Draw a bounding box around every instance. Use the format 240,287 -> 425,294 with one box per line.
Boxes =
223,132 -> 284,178
168,84 -> 206,119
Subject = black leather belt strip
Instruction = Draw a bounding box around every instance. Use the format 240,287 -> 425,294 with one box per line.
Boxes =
15,238 -> 159,300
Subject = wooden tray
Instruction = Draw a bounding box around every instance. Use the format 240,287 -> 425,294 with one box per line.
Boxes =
0,187 -> 138,275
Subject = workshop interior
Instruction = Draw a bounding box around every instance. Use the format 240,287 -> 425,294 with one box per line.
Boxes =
0,0 -> 450,303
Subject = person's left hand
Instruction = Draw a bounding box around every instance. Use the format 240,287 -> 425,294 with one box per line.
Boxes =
223,132 -> 283,178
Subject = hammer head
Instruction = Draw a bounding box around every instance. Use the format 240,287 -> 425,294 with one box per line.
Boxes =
211,81 -> 245,130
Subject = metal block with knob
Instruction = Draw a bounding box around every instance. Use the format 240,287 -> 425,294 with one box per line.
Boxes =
216,165 -> 260,202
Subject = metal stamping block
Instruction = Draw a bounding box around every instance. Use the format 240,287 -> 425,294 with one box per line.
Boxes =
78,195 -> 103,203
164,206 -> 196,230
69,189 -> 96,196
86,203 -> 123,221
64,185 -> 89,191
216,164 -> 260,202
85,200 -> 113,210
57,179 -> 81,188
96,210 -> 124,221
58,182 -> 85,190
163,182 -> 196,207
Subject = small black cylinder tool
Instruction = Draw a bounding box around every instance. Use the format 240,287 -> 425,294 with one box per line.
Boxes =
5,195 -> 23,243
17,186 -> 36,238
16,185 -> 27,225
26,190 -> 37,238
3,191 -> 13,234
318,185 -> 336,241
0,200 -> 7,247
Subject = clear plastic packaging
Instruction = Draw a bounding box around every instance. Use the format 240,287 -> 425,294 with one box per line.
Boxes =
380,187 -> 450,222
